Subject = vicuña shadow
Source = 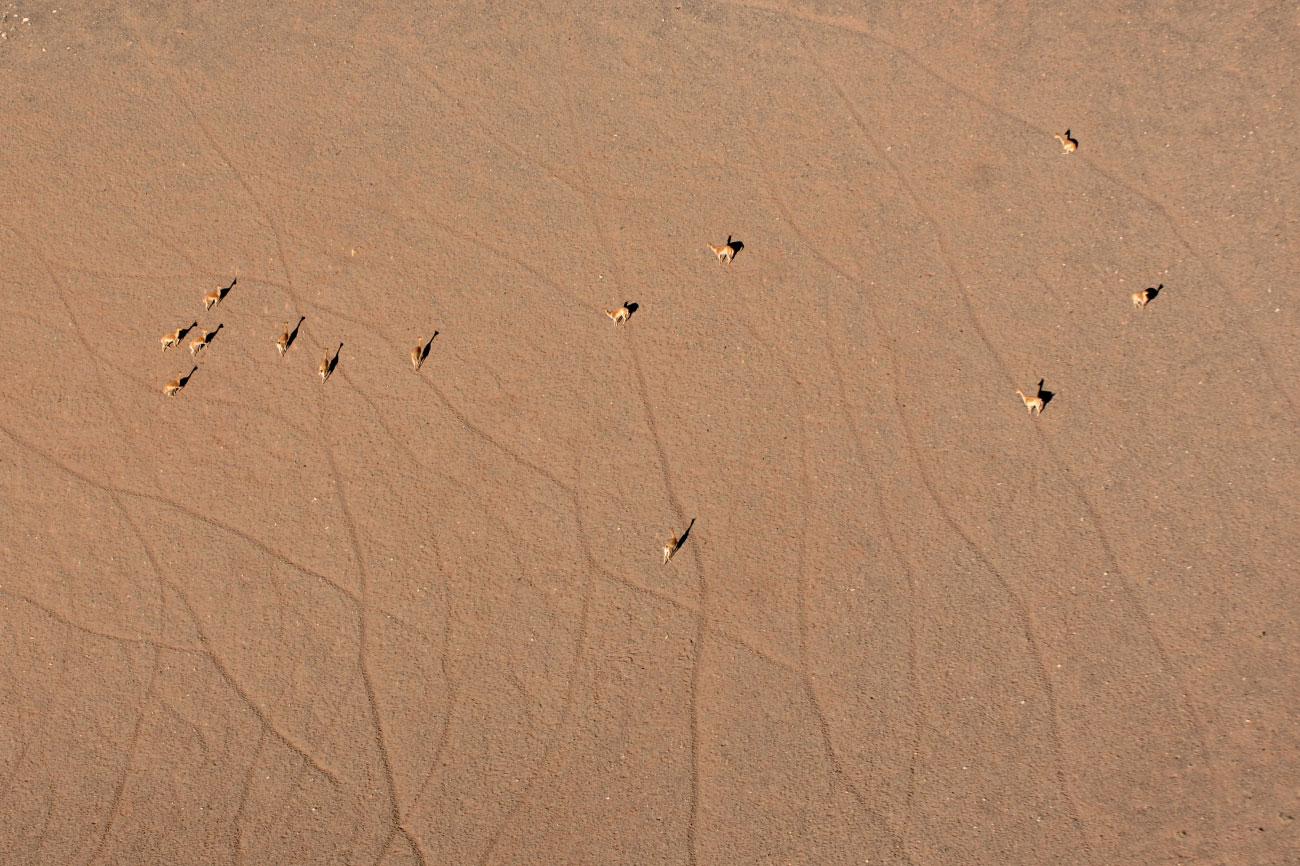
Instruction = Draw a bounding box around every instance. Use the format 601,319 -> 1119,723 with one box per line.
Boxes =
1036,378 -> 1055,409
677,517 -> 697,553
285,316 -> 305,353
326,343 -> 342,379
416,331 -> 438,367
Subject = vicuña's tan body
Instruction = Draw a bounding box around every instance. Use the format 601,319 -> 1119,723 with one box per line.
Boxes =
163,369 -> 189,396
161,321 -> 196,351
1016,388 -> 1044,417
190,330 -> 212,356
606,306 -> 629,324
663,529 -> 680,565
1054,131 -> 1077,153
203,278 -> 236,310
412,338 -> 424,371
277,322 -> 291,357
1132,289 -> 1150,310
320,346 -> 341,382
707,236 -> 736,263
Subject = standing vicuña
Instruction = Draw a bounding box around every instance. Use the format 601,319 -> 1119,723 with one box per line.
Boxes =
707,235 -> 736,263
277,315 -> 304,358
1016,387 -> 1044,417
663,529 -> 680,564
163,367 -> 196,396
189,324 -> 222,357
161,321 -> 197,351
605,305 -> 630,324
320,343 -> 341,382
203,278 -> 235,311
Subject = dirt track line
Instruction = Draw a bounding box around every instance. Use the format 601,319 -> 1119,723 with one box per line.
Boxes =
1,418 -> 369,611
332,370 -> 455,576
389,37 -> 674,211
116,200 -> 205,277
2,399 -> 170,866
746,34 -> 1105,841
0,739 -> 31,811
684,30 -> 931,831
399,196 -> 592,317
415,373 -> 573,489
139,53 -> 298,299
0,218 -> 157,398
130,500 -> 346,784
154,692 -> 215,765
628,264 -> 703,866
409,360 -> 648,531
1,424 -> 344,790
0,588 -> 203,658
331,327 -> 645,851
414,590 -> 589,857
403,675 -> 460,826
406,281 -> 616,854
328,368 -> 586,865
473,451 -> 598,866
229,728 -> 266,861
739,130 -> 919,866
78,656 -> 159,866
87,488 -> 221,866
315,398 -> 429,866
737,300 -> 930,850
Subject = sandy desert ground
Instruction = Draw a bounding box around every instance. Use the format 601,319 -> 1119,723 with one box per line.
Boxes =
2,1 -> 1298,864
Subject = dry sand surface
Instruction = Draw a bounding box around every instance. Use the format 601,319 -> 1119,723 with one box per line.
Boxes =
2,2 -> 1298,864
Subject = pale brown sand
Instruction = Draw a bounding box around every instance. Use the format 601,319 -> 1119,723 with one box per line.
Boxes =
1,2 -> 1297,864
